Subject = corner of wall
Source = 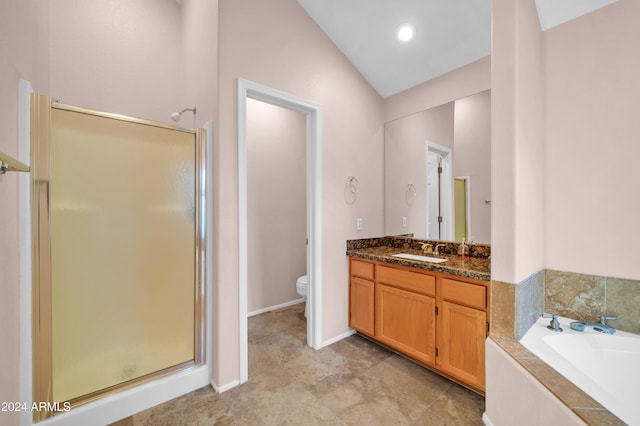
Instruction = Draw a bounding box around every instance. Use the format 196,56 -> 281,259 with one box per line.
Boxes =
490,269 -> 545,339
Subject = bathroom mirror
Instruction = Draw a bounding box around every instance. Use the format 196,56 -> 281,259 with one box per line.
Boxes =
384,90 -> 491,243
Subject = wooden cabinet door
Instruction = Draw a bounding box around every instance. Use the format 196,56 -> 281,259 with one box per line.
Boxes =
349,277 -> 375,336
438,301 -> 486,390
375,284 -> 436,366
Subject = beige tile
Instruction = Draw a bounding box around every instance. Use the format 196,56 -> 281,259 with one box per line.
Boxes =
573,408 -> 627,426
545,270 -> 605,322
329,334 -> 393,377
109,417 -> 133,426
219,365 -> 315,425
118,304 -> 487,426
490,280 -> 516,338
360,355 -> 454,421
489,335 -> 537,360
281,403 -> 345,426
283,346 -> 352,396
248,342 -> 279,377
130,386 -> 229,426
317,377 -> 368,414
605,277 -> 640,334
335,396 -> 414,425
413,384 -> 485,425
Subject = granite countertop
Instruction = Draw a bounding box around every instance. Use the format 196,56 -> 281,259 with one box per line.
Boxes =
347,245 -> 490,281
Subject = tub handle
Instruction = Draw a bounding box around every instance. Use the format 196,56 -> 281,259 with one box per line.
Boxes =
542,313 -> 563,332
599,316 -> 618,327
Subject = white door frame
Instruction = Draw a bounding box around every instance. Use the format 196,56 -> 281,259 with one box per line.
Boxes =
426,142 -> 453,240
237,78 -> 323,384
455,176 -> 472,241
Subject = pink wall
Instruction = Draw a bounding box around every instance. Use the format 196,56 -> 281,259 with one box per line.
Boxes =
247,99 -> 306,312
383,56 -> 491,123
0,1 -> 50,424
544,0 -> 640,280
491,0 -> 545,284
50,0 -> 184,123
217,0 -> 384,386
181,0 -> 218,128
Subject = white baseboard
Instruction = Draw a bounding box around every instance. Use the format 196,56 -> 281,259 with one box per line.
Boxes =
482,412 -> 494,426
248,298 -> 304,317
210,379 -> 240,394
320,329 -> 357,348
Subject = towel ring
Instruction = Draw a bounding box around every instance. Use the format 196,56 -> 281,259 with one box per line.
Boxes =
346,176 -> 359,194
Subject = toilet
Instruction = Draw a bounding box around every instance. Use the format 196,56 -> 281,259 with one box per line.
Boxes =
296,275 -> 308,318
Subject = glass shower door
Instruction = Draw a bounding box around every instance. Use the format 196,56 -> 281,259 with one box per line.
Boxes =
31,95 -> 205,417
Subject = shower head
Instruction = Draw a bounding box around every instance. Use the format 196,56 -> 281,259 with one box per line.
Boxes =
170,107 -> 196,122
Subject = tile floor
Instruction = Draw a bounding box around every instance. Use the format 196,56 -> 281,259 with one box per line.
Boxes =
112,303 -> 484,425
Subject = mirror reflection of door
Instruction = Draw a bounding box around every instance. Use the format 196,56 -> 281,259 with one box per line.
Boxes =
455,177 -> 468,241
426,143 -> 452,240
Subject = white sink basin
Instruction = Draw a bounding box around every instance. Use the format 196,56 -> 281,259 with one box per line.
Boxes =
392,253 -> 448,263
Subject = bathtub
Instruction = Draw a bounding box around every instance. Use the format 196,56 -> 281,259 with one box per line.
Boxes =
520,316 -> 640,425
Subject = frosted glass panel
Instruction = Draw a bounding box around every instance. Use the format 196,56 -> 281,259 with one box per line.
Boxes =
50,109 -> 196,402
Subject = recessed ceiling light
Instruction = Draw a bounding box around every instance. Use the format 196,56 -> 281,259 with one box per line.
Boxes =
397,24 -> 415,42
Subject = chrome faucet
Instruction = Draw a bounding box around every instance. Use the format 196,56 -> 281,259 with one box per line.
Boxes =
569,315 -> 617,334
542,313 -> 563,332
434,244 -> 446,256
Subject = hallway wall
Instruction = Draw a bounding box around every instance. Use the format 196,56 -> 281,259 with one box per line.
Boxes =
247,99 -> 307,313
216,0 -> 384,387
0,1 -> 50,424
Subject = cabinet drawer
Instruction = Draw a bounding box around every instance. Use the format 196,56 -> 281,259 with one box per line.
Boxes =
377,265 -> 435,296
350,258 -> 375,279
441,278 -> 486,309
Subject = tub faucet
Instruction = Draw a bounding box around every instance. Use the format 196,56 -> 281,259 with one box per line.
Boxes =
542,313 -> 563,332
569,316 -> 617,334
599,316 -> 618,328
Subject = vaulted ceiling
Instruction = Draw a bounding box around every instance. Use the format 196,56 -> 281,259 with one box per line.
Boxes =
296,0 -> 618,98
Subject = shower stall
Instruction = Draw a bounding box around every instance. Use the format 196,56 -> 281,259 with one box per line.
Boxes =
30,94 -> 206,421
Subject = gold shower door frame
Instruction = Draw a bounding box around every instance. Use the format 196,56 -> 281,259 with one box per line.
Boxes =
30,95 -> 206,421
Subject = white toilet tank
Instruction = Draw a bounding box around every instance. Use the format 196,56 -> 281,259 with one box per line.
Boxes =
296,275 -> 308,297
296,275 -> 308,318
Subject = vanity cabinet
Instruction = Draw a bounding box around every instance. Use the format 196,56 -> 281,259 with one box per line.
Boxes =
348,257 -> 489,393
437,278 -> 488,390
376,283 -> 436,366
348,259 -> 375,337
375,265 -> 436,366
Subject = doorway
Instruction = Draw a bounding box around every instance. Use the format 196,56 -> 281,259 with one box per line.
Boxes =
237,78 -> 323,384
246,98 -> 306,315
426,142 -> 452,240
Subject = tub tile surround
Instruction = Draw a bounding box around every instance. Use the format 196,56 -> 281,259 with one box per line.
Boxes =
490,269 -> 638,426
490,335 -> 625,426
492,269 -> 640,339
546,270 -> 640,334
490,270 -> 545,340
346,236 -> 491,281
